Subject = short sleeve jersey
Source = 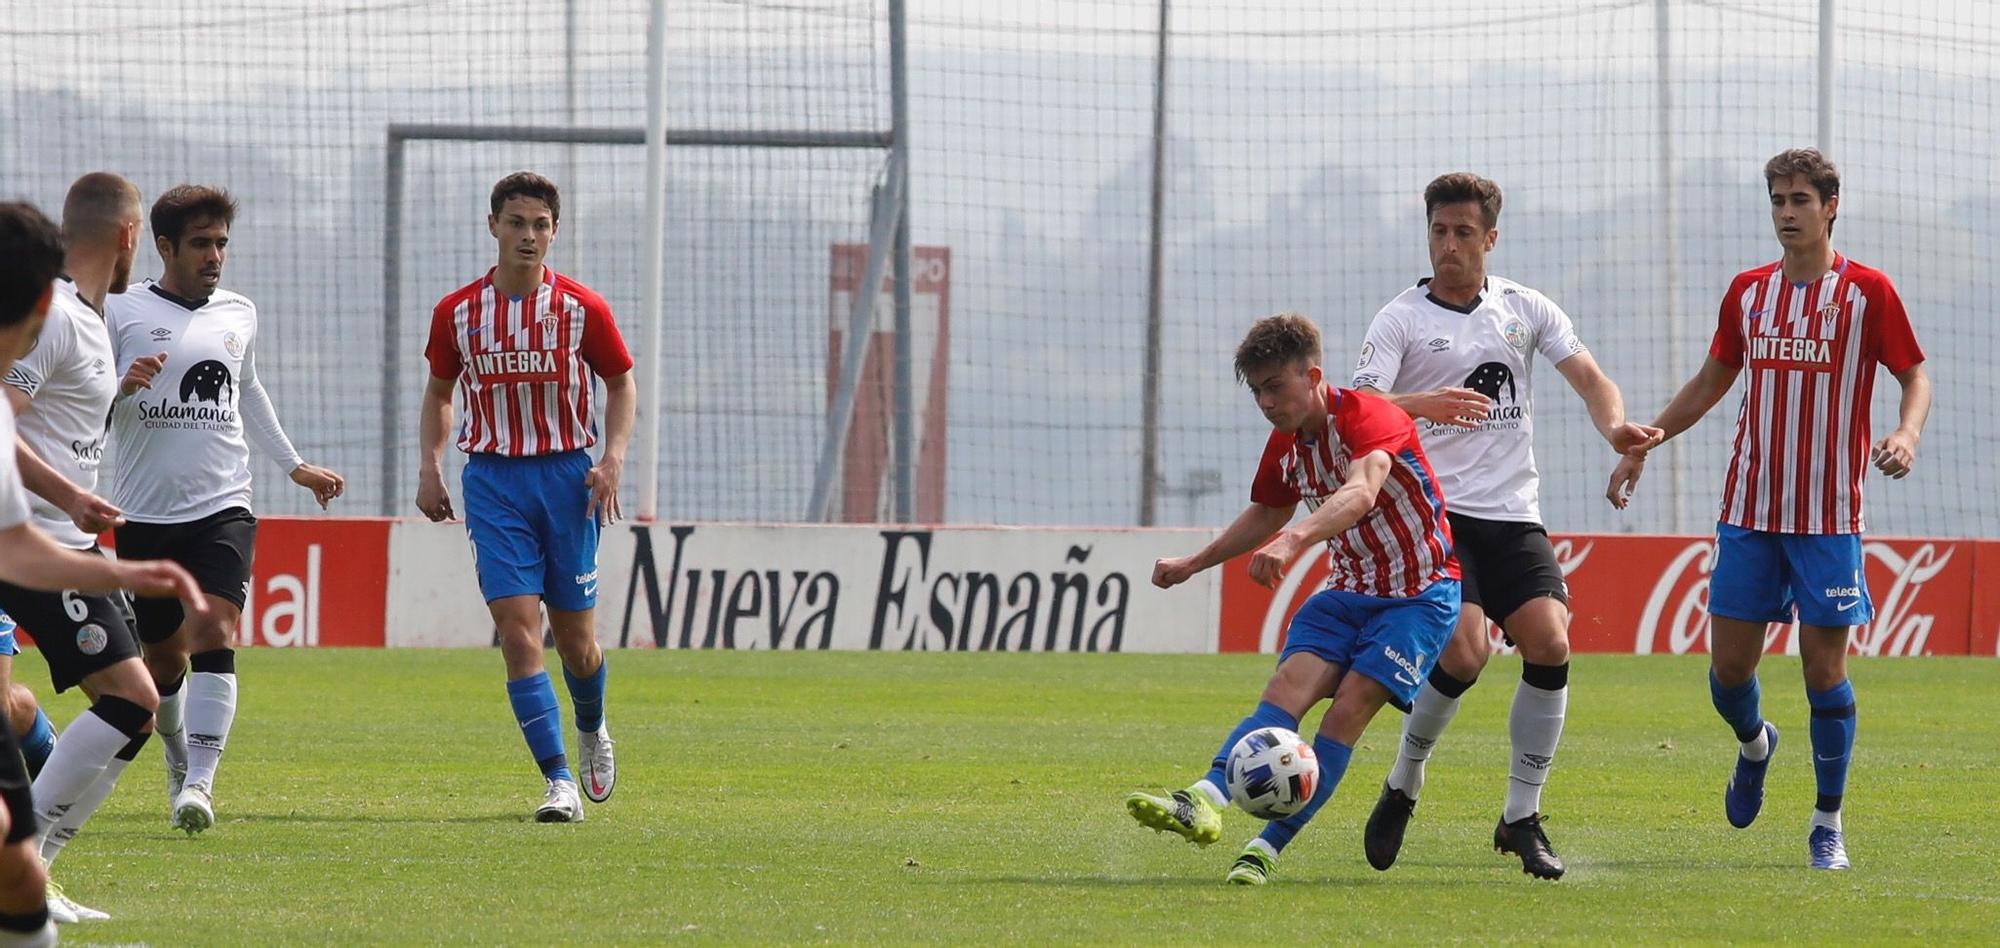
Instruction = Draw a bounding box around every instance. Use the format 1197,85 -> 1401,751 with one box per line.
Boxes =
1351,276 -> 1586,524
1708,254 -> 1924,534
1250,385 -> 1459,598
4,278 -> 117,547
425,266 -> 634,457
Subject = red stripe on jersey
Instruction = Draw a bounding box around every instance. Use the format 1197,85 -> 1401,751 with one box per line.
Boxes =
428,267 -> 628,456
1247,386 -> 1458,597
1708,256 -> 1924,534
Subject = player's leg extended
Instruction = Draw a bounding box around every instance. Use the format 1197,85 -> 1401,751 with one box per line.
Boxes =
39,658 -> 158,865
494,596 -> 582,823
1126,650 -> 1333,847
1708,525 -> 1789,829
1229,669 -> 1387,884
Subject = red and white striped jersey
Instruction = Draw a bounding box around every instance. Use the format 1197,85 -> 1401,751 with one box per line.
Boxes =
1709,254 -> 1924,534
425,267 -> 634,457
1251,385 -> 1460,598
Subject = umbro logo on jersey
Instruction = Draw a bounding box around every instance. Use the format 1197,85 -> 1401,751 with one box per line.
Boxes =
1427,337 -> 1451,351
150,327 -> 173,340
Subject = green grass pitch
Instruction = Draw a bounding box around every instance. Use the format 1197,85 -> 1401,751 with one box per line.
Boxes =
17,649 -> 1998,944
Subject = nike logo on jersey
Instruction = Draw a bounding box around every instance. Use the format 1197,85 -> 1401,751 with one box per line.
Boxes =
1835,599 -> 1860,612
582,584 -> 598,598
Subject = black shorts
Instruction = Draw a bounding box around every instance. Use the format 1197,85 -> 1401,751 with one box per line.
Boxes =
115,507 -> 258,644
0,708 -> 31,844
0,548 -> 143,692
1448,513 -> 1568,631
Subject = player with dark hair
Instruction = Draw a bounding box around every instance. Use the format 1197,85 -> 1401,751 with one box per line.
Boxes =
1350,171 -> 1660,880
417,172 -> 634,821
1124,312 -> 1461,885
0,199 -> 207,943
1609,148 -> 1930,870
105,184 -> 345,835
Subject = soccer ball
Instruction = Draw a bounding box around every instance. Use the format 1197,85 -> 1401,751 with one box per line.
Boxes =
1225,727 -> 1319,820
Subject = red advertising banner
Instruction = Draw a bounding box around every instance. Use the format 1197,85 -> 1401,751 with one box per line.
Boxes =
38,517 -> 392,648
1219,533 -> 1991,657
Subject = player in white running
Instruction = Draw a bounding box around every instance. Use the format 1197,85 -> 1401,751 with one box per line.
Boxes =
0,200 -> 206,943
1352,173 -> 1659,880
105,185 -> 345,835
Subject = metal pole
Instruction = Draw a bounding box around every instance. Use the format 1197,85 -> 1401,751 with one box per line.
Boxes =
1818,0 -> 1834,154
1138,0 -> 1169,526
807,168 -> 904,522
381,132 -> 405,517
1657,0 -> 1686,532
637,0 -> 668,520
890,0 -> 914,523
563,0 -> 582,273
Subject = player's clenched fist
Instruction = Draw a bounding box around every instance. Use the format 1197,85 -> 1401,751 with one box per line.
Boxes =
1248,531 -> 1302,589
120,351 -> 167,397
1151,554 -> 1200,589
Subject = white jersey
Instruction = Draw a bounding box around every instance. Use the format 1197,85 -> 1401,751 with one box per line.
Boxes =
106,281 -> 302,523
1350,276 -> 1586,524
4,278 -> 118,548
0,398 -> 31,532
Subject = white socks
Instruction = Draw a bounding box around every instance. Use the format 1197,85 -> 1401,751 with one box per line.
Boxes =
41,752 -> 134,866
1504,674 -> 1569,823
1387,681 -> 1465,799
158,679 -> 189,776
1740,726 -> 1771,762
185,671 -> 239,792
29,709 -> 129,848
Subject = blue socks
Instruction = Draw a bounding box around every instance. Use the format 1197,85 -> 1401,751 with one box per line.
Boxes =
1807,679 -> 1856,814
1202,701 -> 1299,801
1257,734 -> 1353,853
19,707 -> 54,778
506,672 -> 572,783
562,659 -> 608,733
1708,670 -> 1764,743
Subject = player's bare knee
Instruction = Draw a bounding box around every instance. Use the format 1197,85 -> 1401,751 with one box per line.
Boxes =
89,661 -> 160,715
4,686 -> 34,728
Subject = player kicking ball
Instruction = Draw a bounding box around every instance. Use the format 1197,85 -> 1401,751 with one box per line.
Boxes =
1609,149 -> 1930,870
1125,313 -> 1460,885
417,172 -> 634,822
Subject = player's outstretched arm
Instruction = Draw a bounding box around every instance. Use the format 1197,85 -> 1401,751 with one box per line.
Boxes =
1638,355 -> 1741,454
1871,361 -> 1931,479
1553,351 -> 1663,455
1153,501 -> 1294,589
1246,450 -> 1391,588
1362,386 -> 1491,430
0,521 -> 207,616
415,375 -> 456,521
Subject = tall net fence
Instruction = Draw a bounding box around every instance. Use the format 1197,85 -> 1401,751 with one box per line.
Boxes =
2,1 -> 1993,536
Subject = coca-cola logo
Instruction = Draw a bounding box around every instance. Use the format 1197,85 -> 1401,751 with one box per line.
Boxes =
1636,540 -> 1955,656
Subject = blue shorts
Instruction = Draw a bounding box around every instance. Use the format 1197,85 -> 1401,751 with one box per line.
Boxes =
1279,578 -> 1461,713
1709,522 -> 1872,628
462,450 -> 601,613
0,612 -> 15,657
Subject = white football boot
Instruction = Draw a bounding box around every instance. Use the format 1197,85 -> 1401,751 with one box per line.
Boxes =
578,726 -> 616,803
535,778 -> 585,823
